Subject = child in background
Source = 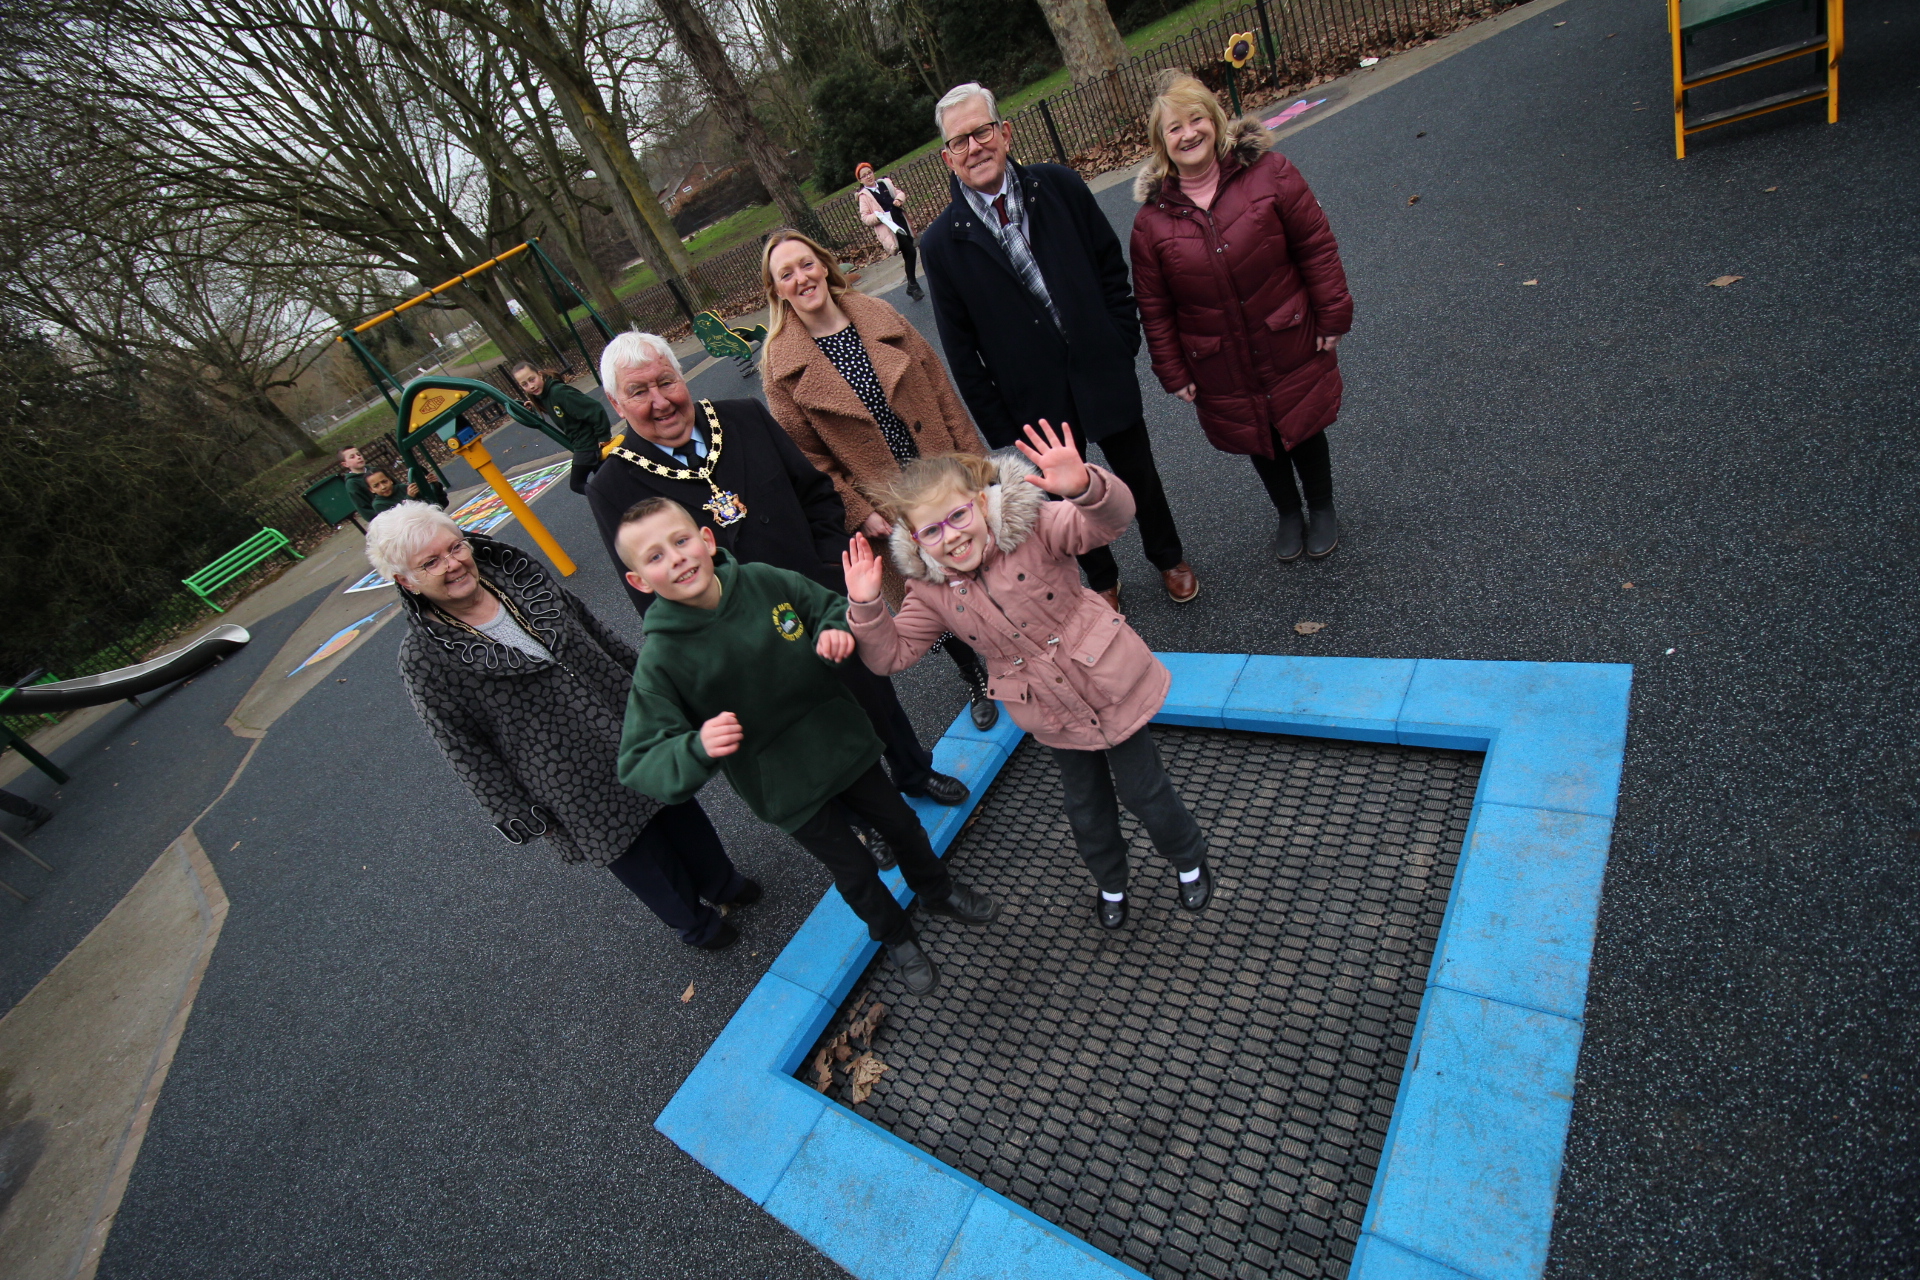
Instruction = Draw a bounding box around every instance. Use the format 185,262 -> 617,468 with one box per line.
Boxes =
615,496 -> 997,994
364,468 -> 407,516
843,422 -> 1211,931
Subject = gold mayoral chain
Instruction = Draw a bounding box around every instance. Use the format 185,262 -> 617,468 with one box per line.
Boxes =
609,399 -> 749,526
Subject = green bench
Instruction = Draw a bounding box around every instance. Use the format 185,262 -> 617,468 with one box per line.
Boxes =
183,528 -> 304,613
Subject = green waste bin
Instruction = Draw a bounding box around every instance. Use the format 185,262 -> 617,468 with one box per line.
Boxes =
303,474 -> 359,527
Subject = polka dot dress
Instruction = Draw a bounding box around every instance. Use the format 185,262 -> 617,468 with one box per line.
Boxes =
815,324 -> 919,465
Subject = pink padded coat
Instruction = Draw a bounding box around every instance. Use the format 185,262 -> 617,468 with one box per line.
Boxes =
848,454 -> 1169,751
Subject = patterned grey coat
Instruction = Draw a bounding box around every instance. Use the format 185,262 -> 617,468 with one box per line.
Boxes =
396,535 -> 661,866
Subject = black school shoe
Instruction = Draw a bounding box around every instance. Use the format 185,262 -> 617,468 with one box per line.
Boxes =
887,938 -> 939,994
724,878 -> 763,909
850,817 -> 897,870
1096,894 -> 1128,930
923,882 -> 998,925
902,772 -> 970,806
1178,862 -> 1213,912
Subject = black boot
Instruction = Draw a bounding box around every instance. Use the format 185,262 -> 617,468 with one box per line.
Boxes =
1274,505 -> 1305,562
1305,502 -> 1339,559
955,653 -> 998,731
905,280 -> 925,302
887,938 -> 939,994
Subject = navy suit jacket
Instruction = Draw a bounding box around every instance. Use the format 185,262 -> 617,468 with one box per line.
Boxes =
918,162 -> 1144,449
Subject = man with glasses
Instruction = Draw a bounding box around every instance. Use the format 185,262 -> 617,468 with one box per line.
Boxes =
918,82 -> 1200,609
366,501 -> 758,952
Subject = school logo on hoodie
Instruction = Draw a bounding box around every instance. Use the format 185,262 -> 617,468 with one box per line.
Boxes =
772,603 -> 806,641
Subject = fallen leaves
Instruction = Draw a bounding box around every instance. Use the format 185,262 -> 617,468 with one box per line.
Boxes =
1708,275 -> 1743,287
1407,194 -> 1421,205
230,841 -> 241,851
680,982 -> 695,1003
1622,582 -> 1634,589
1522,279 -> 1539,286
1553,20 -> 1566,26
1294,621 -> 1326,635
809,999 -> 888,1102
1764,186 -> 1778,192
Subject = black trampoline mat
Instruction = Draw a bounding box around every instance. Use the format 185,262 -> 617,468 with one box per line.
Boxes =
801,727 -> 1481,1280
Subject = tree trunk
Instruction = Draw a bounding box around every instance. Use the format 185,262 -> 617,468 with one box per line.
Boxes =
652,0 -> 833,247
246,388 -> 326,459
1033,0 -> 1129,86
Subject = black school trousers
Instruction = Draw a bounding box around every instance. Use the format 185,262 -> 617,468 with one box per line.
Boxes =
605,799 -> 746,947
791,763 -> 954,946
1051,727 -> 1206,895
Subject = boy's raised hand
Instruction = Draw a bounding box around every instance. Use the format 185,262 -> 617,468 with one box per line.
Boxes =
816,629 -> 855,663
699,710 -> 744,759
1015,419 -> 1090,498
841,533 -> 885,605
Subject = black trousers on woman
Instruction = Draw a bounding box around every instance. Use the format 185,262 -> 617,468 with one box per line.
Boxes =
1248,429 -> 1333,515
896,230 -> 919,288
605,799 -> 746,946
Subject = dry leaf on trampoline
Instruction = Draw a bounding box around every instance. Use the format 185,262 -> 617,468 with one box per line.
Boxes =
680,982 -> 695,1003
1295,621 -> 1326,635
1709,275 -> 1743,287
848,1052 -> 889,1104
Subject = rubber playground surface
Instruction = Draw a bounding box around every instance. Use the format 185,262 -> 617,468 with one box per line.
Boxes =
2,0 -> 1916,1275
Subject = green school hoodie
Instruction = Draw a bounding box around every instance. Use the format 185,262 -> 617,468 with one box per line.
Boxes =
618,550 -> 881,833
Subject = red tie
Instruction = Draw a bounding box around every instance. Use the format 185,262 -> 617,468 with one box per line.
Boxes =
992,194 -> 1011,227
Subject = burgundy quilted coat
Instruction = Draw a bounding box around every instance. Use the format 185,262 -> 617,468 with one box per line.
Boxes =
1130,119 -> 1354,456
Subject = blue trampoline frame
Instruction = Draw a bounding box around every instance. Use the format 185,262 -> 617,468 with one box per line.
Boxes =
656,654 -> 1631,1280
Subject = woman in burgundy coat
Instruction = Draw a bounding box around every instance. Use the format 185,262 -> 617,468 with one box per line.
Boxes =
1130,74 -> 1354,560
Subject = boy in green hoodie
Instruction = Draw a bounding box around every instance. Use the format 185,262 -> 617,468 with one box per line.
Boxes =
616,496 -> 996,994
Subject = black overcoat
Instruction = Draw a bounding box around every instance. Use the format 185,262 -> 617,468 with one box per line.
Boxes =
918,161 -> 1144,449
584,396 -> 849,615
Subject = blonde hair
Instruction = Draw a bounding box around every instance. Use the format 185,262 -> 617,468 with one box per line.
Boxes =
761,229 -> 850,339
877,452 -> 1000,523
1143,70 -> 1234,189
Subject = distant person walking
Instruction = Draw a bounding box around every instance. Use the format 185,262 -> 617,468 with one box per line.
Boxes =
368,503 -> 758,952
854,163 -> 923,302
512,361 -> 613,494
919,82 -> 1199,609
758,229 -> 998,730
1130,74 -> 1353,561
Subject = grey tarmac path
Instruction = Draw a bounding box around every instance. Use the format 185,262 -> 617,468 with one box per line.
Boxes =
19,0 -> 1918,1274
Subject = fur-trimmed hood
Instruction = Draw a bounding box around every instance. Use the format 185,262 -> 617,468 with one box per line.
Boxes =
1133,115 -> 1272,204
887,449 -> 1045,585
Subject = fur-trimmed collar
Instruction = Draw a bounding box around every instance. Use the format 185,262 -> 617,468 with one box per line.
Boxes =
398,533 -> 565,673
888,450 -> 1045,585
1133,115 -> 1272,204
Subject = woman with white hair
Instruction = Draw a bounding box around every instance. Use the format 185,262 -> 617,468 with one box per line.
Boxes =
368,500 -> 758,951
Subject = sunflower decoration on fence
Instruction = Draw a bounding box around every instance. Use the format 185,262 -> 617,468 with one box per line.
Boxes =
1222,31 -> 1257,113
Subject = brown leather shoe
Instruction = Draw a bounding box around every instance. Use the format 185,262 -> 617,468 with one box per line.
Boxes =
1099,584 -> 1123,612
1162,562 -> 1200,603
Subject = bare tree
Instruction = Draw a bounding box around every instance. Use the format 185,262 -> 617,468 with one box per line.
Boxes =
1034,0 -> 1127,85
652,0 -> 831,244
415,0 -> 706,300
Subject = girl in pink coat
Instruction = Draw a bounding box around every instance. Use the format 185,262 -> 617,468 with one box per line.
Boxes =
844,421 -> 1211,930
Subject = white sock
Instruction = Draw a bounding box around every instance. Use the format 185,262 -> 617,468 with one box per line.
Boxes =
1101,889 -> 1125,902
1178,866 -> 1202,884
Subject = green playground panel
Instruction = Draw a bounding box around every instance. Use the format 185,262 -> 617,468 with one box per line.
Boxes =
1680,0 -> 1799,31
183,528 -> 304,613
